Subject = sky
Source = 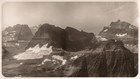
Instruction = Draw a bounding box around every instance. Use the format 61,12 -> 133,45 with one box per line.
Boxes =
2,2 -> 138,34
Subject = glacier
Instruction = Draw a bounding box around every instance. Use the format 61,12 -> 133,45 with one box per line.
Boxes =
13,43 -> 52,60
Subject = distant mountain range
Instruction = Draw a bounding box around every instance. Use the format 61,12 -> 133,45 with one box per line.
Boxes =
2,20 -> 138,77
2,24 -> 33,42
25,20 -> 138,77
98,20 -> 138,45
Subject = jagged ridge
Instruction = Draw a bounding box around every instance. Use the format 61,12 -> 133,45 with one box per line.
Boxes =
26,23 -> 97,51
68,39 -> 136,77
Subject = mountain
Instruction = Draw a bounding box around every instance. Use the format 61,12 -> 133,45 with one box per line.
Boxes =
99,20 -> 138,45
4,39 -> 137,77
26,23 -> 66,50
65,27 -> 97,51
30,25 -> 41,35
2,24 -> 33,42
68,39 -> 136,77
26,23 -> 97,51
3,22 -> 137,77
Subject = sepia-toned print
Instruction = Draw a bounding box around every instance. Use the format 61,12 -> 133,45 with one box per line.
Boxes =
2,2 -> 138,77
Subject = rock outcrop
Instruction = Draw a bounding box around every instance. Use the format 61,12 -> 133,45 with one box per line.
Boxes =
65,27 -> 97,51
99,20 -> 138,45
2,24 -> 33,42
26,23 -> 66,49
26,23 -> 97,51
68,39 -> 136,77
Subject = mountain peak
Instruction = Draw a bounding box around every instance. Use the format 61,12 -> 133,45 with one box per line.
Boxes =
110,20 -> 131,29
2,24 -> 33,42
65,26 -> 79,32
26,24 -> 97,51
99,20 -> 138,45
40,23 -> 54,29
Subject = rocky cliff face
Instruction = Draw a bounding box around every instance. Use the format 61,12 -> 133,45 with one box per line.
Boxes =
68,39 -> 136,77
99,20 -> 138,45
26,23 -> 97,51
65,27 -> 97,51
102,39 -> 135,77
18,25 -> 34,41
69,56 -> 88,77
2,24 -> 33,42
26,23 -> 66,49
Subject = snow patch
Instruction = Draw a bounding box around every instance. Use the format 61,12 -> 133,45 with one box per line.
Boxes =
26,43 -> 52,53
43,58 -> 51,62
71,55 -> 78,60
116,33 -> 127,37
20,62 -> 23,65
39,58 -> 52,65
103,29 -> 108,32
43,59 -> 51,65
15,43 -> 20,46
96,35 -> 107,41
52,55 -> 67,65
100,37 -> 107,41
38,58 -> 60,66
52,59 -> 59,64
13,43 -> 53,60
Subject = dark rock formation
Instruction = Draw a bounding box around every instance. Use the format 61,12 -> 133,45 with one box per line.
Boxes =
26,23 -> 66,49
68,39 -> 136,77
17,25 -> 34,41
134,53 -> 138,76
65,27 -> 97,51
69,57 -> 88,77
102,39 -> 135,77
26,23 -> 97,51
